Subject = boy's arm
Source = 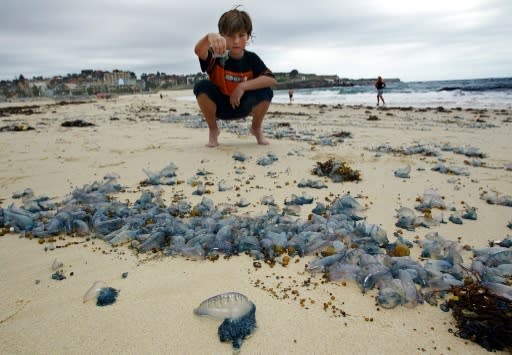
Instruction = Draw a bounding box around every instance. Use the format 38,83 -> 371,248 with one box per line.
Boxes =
230,75 -> 277,108
240,75 -> 277,91
246,54 -> 277,90
194,33 -> 227,60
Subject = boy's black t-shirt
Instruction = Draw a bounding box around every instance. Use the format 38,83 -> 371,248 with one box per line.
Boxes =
199,49 -> 274,96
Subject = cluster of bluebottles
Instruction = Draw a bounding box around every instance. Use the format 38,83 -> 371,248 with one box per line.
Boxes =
162,114 -> 349,146
369,143 -> 498,176
395,189 -> 479,230
369,143 -> 485,158
1,172 -> 511,310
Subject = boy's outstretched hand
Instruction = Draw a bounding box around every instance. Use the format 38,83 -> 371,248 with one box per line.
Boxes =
207,33 -> 227,56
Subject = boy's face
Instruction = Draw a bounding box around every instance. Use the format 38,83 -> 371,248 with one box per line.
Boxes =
223,32 -> 248,57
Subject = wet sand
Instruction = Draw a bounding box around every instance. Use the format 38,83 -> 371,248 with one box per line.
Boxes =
0,91 -> 511,354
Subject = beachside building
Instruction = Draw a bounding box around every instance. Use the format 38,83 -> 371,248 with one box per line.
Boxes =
30,79 -> 50,96
66,80 -> 79,90
104,70 -> 136,86
136,79 -> 146,91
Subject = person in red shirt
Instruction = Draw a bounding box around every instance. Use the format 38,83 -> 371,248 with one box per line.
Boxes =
193,7 -> 277,147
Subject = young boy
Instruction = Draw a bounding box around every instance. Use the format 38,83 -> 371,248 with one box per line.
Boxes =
193,7 -> 277,147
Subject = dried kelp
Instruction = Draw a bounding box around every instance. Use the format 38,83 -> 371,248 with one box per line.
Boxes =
0,124 -> 35,132
61,119 -> 95,127
0,105 -> 40,117
330,130 -> 352,138
312,159 -> 361,182
443,279 -> 512,352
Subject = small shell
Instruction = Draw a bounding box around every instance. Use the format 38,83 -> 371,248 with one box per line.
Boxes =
45,242 -> 56,251
51,258 -> 63,271
83,281 -> 108,303
194,292 -> 253,320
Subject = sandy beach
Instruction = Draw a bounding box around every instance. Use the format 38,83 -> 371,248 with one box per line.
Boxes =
1,90 -> 511,354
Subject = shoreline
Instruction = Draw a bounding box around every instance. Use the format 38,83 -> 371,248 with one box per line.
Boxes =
1,90 -> 511,354
3,88 -> 512,112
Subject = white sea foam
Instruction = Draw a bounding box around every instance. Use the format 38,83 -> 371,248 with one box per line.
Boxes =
179,77 -> 512,109
272,87 -> 512,109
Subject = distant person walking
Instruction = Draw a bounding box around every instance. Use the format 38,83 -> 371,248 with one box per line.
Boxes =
375,76 -> 386,106
288,88 -> 294,103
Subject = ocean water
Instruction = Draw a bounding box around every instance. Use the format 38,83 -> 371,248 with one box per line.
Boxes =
273,77 -> 512,109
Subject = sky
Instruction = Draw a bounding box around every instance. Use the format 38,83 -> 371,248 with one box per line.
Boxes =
1,0 -> 511,82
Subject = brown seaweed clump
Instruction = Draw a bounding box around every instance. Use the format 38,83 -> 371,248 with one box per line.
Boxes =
0,124 -> 35,132
443,279 -> 512,352
330,130 -> 352,138
0,105 -> 40,117
61,119 -> 95,127
312,159 -> 361,183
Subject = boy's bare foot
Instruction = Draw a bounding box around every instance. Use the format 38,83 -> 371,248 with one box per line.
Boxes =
206,129 -> 220,147
250,128 -> 269,145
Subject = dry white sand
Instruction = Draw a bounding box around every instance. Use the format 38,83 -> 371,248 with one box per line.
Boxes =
0,91 -> 511,354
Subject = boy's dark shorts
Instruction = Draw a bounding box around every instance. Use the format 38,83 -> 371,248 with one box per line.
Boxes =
193,80 -> 273,120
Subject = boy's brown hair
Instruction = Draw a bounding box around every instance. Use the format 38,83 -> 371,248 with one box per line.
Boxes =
218,7 -> 253,38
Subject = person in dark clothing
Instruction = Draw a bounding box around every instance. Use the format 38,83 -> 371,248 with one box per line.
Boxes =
375,76 -> 386,106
